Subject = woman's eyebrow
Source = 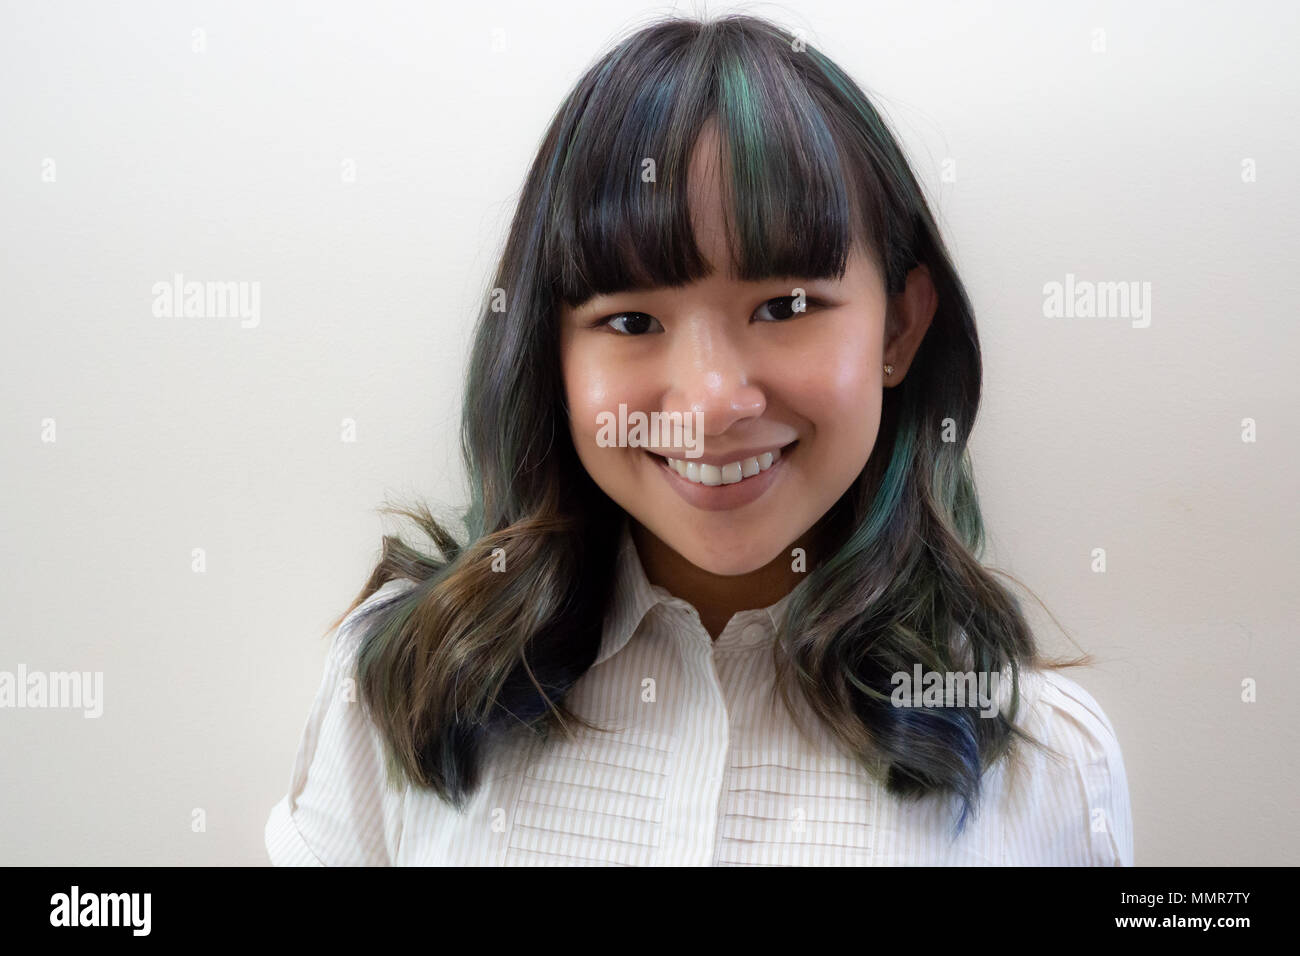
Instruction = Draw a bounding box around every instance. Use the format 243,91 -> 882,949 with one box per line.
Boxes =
567,275 -> 841,313
571,287 -> 660,311
589,275 -> 834,298
569,292 -> 627,312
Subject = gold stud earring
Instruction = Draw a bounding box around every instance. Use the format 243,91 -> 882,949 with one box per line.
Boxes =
883,364 -> 895,376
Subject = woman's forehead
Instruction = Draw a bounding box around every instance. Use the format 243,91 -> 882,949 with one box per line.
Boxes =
683,122 -> 736,281
548,102 -> 878,307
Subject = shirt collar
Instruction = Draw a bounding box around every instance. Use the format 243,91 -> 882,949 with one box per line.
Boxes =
594,517 -> 803,666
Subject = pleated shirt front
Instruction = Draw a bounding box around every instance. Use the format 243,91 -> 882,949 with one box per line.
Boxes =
265,523 -> 1133,866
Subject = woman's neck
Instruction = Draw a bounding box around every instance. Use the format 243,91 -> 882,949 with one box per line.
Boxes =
629,518 -> 827,640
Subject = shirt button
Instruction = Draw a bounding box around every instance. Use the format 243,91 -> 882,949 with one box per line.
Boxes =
741,623 -> 767,644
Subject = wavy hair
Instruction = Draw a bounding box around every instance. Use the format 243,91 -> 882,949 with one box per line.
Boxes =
328,13 -> 1089,836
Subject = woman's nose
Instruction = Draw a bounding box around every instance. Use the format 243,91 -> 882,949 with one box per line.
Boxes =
663,324 -> 766,434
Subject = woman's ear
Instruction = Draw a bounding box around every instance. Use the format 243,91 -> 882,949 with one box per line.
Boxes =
883,263 -> 938,386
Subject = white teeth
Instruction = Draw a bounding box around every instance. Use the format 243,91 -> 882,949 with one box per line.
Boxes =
663,446 -> 783,486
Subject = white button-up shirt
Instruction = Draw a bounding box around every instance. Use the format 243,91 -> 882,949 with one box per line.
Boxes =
266,522 -> 1133,865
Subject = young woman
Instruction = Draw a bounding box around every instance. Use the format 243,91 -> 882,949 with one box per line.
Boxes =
265,14 -> 1132,866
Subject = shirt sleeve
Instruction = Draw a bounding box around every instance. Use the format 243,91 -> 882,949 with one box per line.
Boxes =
264,578 -> 418,866
1010,669 -> 1134,866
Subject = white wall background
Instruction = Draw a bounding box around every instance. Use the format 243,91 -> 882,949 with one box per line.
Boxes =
1,0 -> 1295,865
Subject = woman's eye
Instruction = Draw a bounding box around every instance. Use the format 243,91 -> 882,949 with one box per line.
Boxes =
754,295 -> 815,322
603,312 -> 663,335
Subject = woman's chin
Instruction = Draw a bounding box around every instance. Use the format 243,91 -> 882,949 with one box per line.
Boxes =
662,531 -> 788,578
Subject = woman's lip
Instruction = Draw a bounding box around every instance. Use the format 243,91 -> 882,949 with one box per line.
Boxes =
646,442 -> 794,512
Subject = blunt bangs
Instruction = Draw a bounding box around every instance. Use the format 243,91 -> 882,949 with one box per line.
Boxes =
543,19 -> 888,308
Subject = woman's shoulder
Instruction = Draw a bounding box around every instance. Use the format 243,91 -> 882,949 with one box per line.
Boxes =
999,666 -> 1134,865
265,576 -> 423,867
347,576 -> 422,620
329,577 -> 421,661
1016,667 -> 1123,756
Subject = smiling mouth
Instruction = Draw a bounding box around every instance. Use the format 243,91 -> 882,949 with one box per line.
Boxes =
645,442 -> 796,487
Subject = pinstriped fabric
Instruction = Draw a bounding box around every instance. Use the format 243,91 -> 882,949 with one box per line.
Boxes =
710,633 -> 877,866
506,728 -> 673,866
264,577 -> 412,867
992,669 -> 1135,866
266,523 -> 1133,866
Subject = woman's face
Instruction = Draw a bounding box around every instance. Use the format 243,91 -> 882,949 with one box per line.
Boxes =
558,124 -> 923,577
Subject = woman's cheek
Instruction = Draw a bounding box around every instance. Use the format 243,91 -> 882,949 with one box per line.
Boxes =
775,339 -> 876,421
787,324 -> 881,470
564,361 -> 610,449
